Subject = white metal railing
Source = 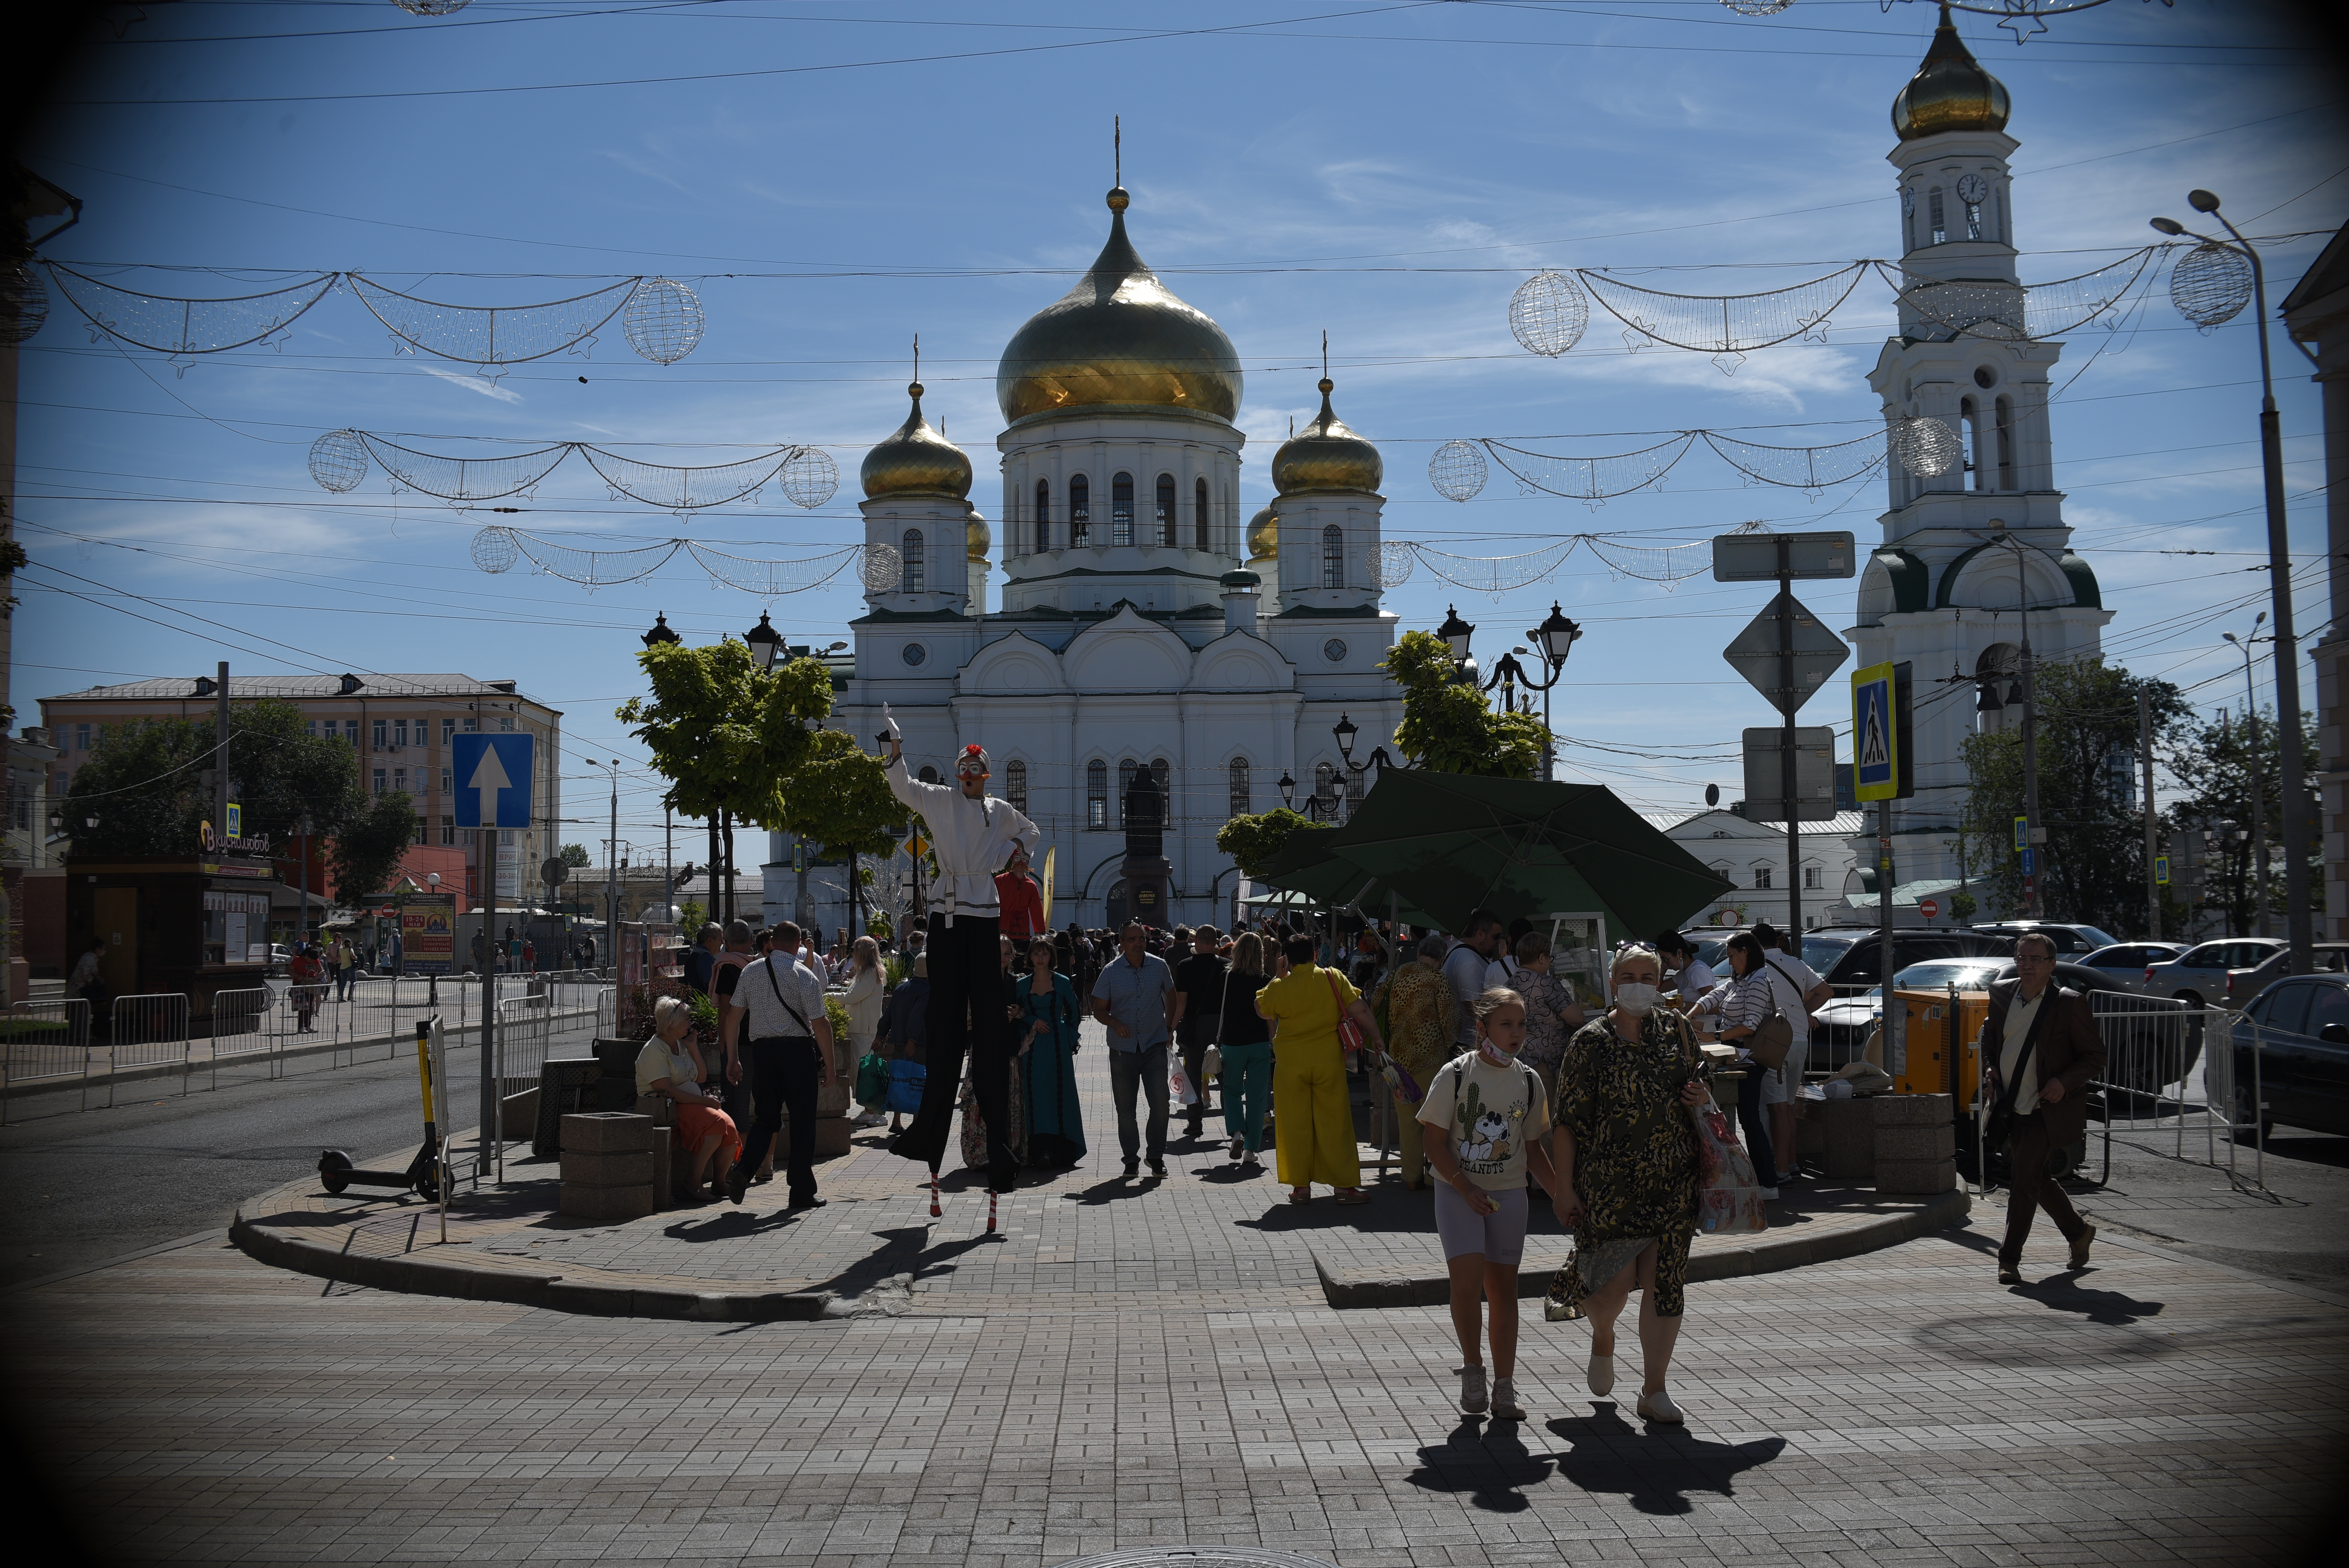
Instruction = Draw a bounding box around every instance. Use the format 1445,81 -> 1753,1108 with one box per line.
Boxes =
1,998 -> 93,1122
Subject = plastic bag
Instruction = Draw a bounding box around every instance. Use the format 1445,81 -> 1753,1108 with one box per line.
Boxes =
1202,1044 -> 1221,1082
1170,1056 -> 1199,1107
855,1051 -> 889,1110
886,1058 -> 927,1115
1688,1103 -> 1767,1234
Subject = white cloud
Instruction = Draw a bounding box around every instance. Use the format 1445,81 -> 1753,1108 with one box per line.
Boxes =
420,365 -> 523,404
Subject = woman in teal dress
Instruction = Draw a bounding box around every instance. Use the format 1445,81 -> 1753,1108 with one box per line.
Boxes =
1019,937 -> 1087,1168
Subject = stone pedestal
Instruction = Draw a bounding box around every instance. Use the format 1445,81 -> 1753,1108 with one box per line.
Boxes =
558,1111 -> 655,1221
1873,1093 -> 1956,1194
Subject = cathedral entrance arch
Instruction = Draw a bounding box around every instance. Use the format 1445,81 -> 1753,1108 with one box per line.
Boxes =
1106,878 -> 1129,932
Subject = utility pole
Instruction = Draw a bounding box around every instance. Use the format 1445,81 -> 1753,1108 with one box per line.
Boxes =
2015,541 -> 2042,920
214,661 -> 230,846
2140,687 -> 2161,941
2226,626 -> 2273,937
1777,535 -> 1803,938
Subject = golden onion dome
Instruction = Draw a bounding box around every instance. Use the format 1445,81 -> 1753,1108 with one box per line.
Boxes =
1272,379 -> 1383,496
860,381 -> 973,499
965,511 -> 991,562
1244,504 -> 1280,563
996,187 -> 1244,426
1892,4 -> 2010,141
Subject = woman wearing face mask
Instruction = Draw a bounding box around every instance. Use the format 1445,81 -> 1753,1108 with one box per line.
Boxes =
1547,943 -> 1715,1426
1418,987 -> 1558,1421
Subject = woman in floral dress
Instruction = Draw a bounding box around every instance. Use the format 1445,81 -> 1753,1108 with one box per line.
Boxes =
1547,943 -> 1713,1426
1506,930 -> 1584,1090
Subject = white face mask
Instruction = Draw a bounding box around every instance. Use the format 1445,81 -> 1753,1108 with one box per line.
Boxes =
1477,1033 -> 1519,1065
1613,982 -> 1662,1016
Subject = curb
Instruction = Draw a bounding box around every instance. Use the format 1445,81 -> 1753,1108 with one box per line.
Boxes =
1312,1188 -> 1973,1309
228,1210 -> 834,1323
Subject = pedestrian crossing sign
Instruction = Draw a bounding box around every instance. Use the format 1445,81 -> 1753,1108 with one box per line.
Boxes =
1852,662 -> 1897,802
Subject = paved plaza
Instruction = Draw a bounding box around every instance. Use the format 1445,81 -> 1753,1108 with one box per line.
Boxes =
7,1024 -> 2345,1566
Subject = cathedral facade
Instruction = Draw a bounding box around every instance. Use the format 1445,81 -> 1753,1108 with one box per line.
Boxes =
775,181 -> 1404,933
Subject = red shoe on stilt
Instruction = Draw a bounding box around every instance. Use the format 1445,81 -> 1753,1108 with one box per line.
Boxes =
986,1190 -> 998,1234
929,1172 -> 942,1219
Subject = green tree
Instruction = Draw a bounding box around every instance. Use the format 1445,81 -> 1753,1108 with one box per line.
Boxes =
1957,658 -> 2185,937
2164,704 -> 2319,936
1216,807 -> 1330,878
1381,630 -> 1549,777
559,843 -> 591,869
64,698 -> 416,900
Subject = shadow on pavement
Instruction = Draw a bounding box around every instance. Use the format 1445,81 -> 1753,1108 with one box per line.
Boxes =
1543,1408 -> 1786,1515
2010,1275 -> 2169,1325
1407,1416 -> 1552,1512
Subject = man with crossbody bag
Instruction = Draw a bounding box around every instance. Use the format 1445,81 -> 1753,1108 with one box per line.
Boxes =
1979,933 -> 2105,1285
720,919 -> 837,1212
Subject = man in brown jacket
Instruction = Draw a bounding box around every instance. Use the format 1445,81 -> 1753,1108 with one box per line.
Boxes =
1981,933 -> 2107,1284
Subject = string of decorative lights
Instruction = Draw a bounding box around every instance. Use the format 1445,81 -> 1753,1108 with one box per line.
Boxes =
306,428 -> 839,510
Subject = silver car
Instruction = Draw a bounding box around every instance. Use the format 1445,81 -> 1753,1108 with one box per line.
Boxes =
2075,941 -> 2187,996
2146,938 -> 2287,1010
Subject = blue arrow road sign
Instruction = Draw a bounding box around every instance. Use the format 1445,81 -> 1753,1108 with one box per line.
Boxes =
451,733 -> 533,829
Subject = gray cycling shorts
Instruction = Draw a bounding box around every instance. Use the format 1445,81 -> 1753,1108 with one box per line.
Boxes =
1433,1181 -> 1529,1267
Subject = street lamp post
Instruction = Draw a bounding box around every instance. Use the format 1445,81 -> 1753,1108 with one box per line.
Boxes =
589,759 -> 621,980
1966,526 -> 2044,918
2224,617 -> 2273,937
2153,192 -> 2312,974
1435,603 -> 1581,780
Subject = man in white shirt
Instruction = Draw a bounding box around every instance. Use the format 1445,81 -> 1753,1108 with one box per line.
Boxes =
1443,910 -> 1507,1052
1750,923 -> 1832,1184
720,919 -> 836,1212
883,734 -> 1042,1201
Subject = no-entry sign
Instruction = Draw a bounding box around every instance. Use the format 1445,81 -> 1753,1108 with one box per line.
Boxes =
1919,897 -> 1940,920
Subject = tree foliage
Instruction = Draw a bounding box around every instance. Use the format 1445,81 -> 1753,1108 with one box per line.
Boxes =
617,638 -> 838,829
2164,704 -> 2319,936
1216,807 -> 1330,879
559,843 -> 591,869
1957,658 -> 2185,937
64,698 -> 416,899
1381,630 -> 1549,778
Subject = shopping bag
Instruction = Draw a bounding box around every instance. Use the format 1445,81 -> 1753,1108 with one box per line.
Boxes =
886,1058 -> 927,1115
855,1051 -> 889,1110
1688,1103 -> 1767,1234
1170,1056 -> 1200,1107
1202,1044 -> 1221,1082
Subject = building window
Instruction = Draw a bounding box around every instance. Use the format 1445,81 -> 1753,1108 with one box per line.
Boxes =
1005,759 -> 1027,812
413,818 -> 428,846
1754,865 -> 1773,890
394,718 -> 409,748
440,766 -> 453,797
1995,394 -> 2014,490
1195,478 -> 1212,552
1069,474 -> 1090,546
1345,765 -> 1364,811
1111,472 -> 1135,546
462,716 -> 477,732
76,723 -> 91,752
1228,758 -> 1250,819
305,720 -> 317,738
463,827 -> 478,848
441,718 -> 455,745
1804,865 -> 1822,890
393,767 -> 406,793
373,768 -> 387,796
1960,394 -> 1981,487
1034,479 -> 1050,552
1087,759 -> 1108,829
372,719 -> 388,749
1928,187 -> 1946,246
901,527 -> 925,592
1314,762 -> 1338,814
1155,474 -> 1176,547
499,715 -> 514,732
918,764 -> 939,785
1322,524 -> 1344,589
1117,758 -> 1138,825
441,814 -> 455,846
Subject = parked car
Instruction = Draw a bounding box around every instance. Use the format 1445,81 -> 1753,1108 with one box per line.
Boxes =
2075,941 -> 2186,992
1969,921 -> 2122,957
2146,938 -> 2288,1010
1799,926 -> 2014,990
1812,957 -> 2197,1092
2228,971 -> 2349,1142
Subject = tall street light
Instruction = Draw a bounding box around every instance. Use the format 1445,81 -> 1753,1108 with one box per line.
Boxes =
1436,603 -> 1581,780
1522,603 -> 1582,781
587,758 -> 621,976
2153,191 -> 2312,973
2223,615 -> 2273,937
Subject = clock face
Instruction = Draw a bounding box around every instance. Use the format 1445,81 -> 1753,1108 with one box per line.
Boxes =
1901,188 -> 1916,217
1956,173 -> 1989,205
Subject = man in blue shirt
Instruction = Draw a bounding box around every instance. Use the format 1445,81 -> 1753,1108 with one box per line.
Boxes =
1090,921 -> 1178,1178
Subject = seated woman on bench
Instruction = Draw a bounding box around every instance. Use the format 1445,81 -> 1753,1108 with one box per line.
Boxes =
636,996 -> 741,1204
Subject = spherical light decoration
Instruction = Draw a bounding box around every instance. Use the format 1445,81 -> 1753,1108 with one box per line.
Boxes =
390,0 -> 473,14
1718,0 -> 1794,14
307,428 -> 369,492
1428,439 -> 1489,502
471,526 -> 520,574
1374,541 -> 1415,589
0,261 -> 48,346
858,543 -> 902,592
623,277 -> 704,364
779,446 -> 839,509
1890,415 -> 1960,478
1509,271 -> 1590,357
2169,241 -> 2253,331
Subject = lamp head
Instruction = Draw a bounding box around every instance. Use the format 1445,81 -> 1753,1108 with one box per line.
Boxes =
2149,217 -> 2186,237
2188,189 -> 2222,214
744,611 -> 785,672
1277,771 -> 1296,809
2255,610 -> 2267,628
641,612 -> 682,648
1332,713 -> 1358,763
2224,633 -> 2239,645
1532,602 -> 1583,665
1436,605 -> 1475,663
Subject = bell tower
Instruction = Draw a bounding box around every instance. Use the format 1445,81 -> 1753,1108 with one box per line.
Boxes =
1849,4 -> 2111,896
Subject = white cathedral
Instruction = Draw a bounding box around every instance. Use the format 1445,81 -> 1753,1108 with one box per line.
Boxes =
771,179 -> 1406,933
1849,9 -> 2110,896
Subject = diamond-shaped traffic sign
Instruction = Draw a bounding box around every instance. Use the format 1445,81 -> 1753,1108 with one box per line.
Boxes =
1722,590 -> 1848,716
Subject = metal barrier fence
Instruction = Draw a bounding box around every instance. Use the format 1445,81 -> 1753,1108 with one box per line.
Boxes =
1,998 -> 93,1121
104,993 -> 192,1106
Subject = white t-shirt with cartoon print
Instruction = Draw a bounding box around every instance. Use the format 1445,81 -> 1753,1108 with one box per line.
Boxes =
1416,1048 -> 1552,1192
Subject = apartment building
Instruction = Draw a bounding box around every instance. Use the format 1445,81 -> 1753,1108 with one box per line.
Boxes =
40,672 -> 562,904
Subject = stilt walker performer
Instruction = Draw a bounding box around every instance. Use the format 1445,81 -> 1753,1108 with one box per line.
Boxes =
882,714 -> 1040,1222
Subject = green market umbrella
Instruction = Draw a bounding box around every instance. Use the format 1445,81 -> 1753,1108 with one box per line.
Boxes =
1302,771 -> 1733,941
1255,826 -> 1440,927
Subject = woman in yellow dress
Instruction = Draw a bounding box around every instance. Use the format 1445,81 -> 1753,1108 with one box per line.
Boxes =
1255,931 -> 1389,1205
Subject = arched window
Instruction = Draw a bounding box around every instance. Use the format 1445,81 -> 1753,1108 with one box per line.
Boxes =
1151,757 -> 1171,823
1314,762 -> 1338,814
1034,478 -> 1051,553
1322,524 -> 1344,589
1005,759 -> 1027,812
1069,474 -> 1090,547
1927,186 -> 1946,247
1228,757 -> 1250,819
918,765 -> 940,785
1194,477 -> 1211,552
1960,396 -> 1984,490
1111,472 -> 1135,546
1086,759 -> 1108,829
1344,763 -> 1364,811
1155,474 -> 1177,547
1118,758 -> 1139,824
1994,394 -> 2015,491
900,527 -> 925,592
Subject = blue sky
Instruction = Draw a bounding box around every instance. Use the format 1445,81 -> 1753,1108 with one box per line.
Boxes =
14,0 -> 2345,850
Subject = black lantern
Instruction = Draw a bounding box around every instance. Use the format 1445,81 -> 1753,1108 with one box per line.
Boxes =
1277,771 -> 1297,809
744,611 -> 784,671
1332,713 -> 1359,765
642,613 -> 682,648
1531,602 -> 1582,666
1437,605 -> 1475,664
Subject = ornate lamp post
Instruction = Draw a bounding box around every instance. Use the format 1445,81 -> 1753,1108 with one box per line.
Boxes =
641,612 -> 682,648
744,611 -> 785,672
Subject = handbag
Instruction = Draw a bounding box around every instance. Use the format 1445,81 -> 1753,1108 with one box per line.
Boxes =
1328,970 -> 1365,1058
1742,971 -> 1793,1071
1202,1044 -> 1221,1081
854,1051 -> 889,1110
